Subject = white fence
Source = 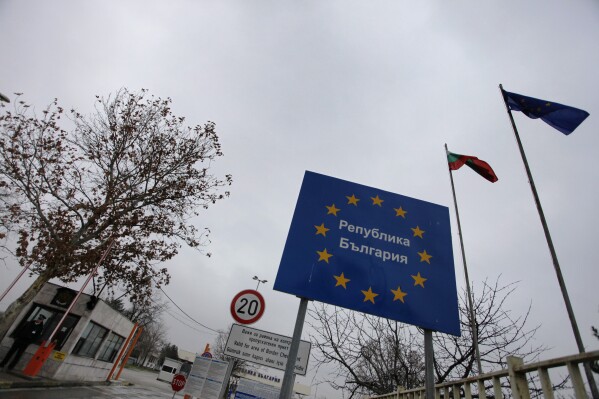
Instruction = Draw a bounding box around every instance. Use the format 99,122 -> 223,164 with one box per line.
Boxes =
369,350 -> 599,399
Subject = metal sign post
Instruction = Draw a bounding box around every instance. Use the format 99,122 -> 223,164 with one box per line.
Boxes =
280,297 -> 309,399
424,329 -> 435,398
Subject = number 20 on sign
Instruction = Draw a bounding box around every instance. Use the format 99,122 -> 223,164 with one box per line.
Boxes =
230,289 -> 265,325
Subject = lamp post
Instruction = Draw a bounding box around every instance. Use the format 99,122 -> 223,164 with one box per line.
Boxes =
0,92 -> 9,103
252,276 -> 267,291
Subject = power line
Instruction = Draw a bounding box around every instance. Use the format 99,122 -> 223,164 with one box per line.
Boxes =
147,295 -> 218,336
166,308 -> 217,335
157,285 -> 221,334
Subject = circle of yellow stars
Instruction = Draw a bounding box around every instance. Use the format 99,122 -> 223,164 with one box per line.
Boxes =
311,192 -> 437,305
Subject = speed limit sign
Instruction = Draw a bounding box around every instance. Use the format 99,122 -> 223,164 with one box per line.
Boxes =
230,289 -> 265,325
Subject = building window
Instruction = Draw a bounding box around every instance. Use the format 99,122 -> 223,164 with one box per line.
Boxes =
161,365 -> 175,373
97,332 -> 125,362
73,322 -> 108,358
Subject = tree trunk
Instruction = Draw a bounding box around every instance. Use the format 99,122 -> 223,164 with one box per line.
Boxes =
0,269 -> 54,342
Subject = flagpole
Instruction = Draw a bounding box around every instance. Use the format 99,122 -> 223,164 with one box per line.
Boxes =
444,144 -> 483,376
499,84 -> 599,399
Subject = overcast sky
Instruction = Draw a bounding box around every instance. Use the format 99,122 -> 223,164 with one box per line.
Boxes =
1,1 -> 599,397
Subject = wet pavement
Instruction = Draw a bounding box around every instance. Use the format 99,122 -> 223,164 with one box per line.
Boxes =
0,385 -> 184,398
0,367 -> 182,398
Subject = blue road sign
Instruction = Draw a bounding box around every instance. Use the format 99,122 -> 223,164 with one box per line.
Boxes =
273,171 -> 460,335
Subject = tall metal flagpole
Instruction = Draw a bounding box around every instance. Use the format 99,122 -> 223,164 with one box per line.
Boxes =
499,84 -> 599,399
444,144 -> 483,376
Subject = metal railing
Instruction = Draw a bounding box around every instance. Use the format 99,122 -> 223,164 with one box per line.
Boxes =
369,350 -> 599,399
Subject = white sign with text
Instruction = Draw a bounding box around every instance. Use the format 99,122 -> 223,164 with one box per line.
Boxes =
224,324 -> 311,375
184,355 -> 232,399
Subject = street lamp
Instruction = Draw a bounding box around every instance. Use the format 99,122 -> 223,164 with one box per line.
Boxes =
252,276 -> 267,291
0,92 -> 9,103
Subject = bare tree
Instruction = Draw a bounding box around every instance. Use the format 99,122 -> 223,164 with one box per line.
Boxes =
0,178 -> 12,264
433,278 -> 544,383
0,90 -> 231,340
308,304 -> 425,398
158,343 -> 179,366
127,297 -> 168,367
123,296 -> 168,328
307,277 -> 546,398
105,291 -> 169,367
105,296 -> 126,313
134,320 -> 167,367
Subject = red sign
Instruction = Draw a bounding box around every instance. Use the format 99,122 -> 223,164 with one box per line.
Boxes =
230,289 -> 265,325
171,374 -> 187,392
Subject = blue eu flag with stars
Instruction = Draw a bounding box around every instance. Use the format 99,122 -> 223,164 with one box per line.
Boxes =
274,171 -> 460,336
503,90 -> 589,135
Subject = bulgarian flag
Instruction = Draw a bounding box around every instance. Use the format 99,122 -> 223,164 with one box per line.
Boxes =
447,151 -> 498,183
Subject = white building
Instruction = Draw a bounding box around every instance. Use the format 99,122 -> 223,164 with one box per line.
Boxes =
139,350 -> 160,370
0,282 -> 134,381
177,348 -> 196,363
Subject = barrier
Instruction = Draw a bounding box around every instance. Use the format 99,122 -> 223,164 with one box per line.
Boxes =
369,350 -> 599,399
22,341 -> 56,377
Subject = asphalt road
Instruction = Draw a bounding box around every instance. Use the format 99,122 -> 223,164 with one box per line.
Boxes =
119,367 -> 175,392
0,368 -> 183,399
0,385 -> 185,398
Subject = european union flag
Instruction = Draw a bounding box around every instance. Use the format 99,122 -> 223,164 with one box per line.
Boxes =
274,171 -> 460,336
503,90 -> 589,135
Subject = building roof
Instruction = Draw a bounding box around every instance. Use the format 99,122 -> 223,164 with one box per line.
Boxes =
177,348 -> 196,362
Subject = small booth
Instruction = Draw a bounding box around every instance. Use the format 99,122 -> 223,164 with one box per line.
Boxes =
157,357 -> 183,382
157,348 -> 195,382
0,282 -> 134,381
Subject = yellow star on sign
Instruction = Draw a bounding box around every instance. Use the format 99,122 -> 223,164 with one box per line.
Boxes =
314,223 -> 330,237
390,286 -> 408,303
346,194 -> 360,206
326,204 -> 340,216
334,272 -> 350,289
412,272 -> 427,288
411,226 -> 425,238
316,248 -> 333,263
361,287 -> 379,304
371,195 -> 384,207
394,207 -> 407,218
418,250 -> 432,264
